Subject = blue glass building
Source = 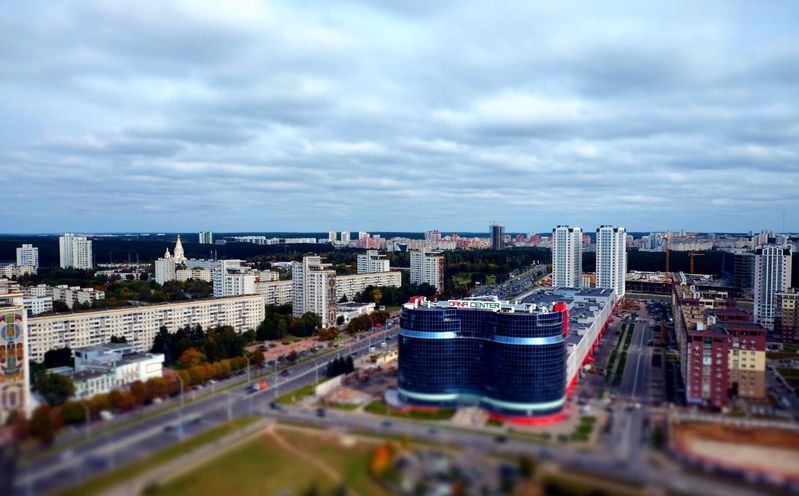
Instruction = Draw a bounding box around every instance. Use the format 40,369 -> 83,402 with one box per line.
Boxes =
398,300 -> 567,417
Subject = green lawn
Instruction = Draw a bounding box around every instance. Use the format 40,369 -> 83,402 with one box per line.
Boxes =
364,400 -> 455,420
151,427 -> 391,496
275,381 -> 322,405
56,416 -> 260,496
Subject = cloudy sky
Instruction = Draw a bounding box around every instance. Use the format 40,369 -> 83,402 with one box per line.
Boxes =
2,1 -> 798,234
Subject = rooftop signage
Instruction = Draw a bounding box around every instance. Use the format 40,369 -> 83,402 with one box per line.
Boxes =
447,300 -> 502,311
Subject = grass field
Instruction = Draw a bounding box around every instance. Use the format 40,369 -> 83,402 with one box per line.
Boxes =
151,427 -> 391,496
275,381 -> 324,405
56,416 -> 260,496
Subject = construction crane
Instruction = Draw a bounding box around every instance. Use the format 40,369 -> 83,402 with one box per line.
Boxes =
689,252 -> 704,274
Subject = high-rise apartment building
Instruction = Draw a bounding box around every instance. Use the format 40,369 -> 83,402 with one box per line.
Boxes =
358,232 -> 369,240
410,250 -> 445,293
16,244 -> 39,269
155,248 -> 177,285
198,231 -> 214,244
552,226 -> 582,288
213,260 -> 257,297
328,231 -> 337,242
292,256 -> 337,326
753,244 -> 792,330
425,230 -> 442,242
490,223 -> 505,250
595,225 -> 627,297
59,233 -> 93,269
0,291 -> 29,423
721,250 -> 755,293
340,231 -> 351,243
357,250 -> 390,274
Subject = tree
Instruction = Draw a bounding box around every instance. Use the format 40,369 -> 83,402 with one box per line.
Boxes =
129,380 -> 147,405
35,372 -> 76,406
61,401 -> 88,425
145,377 -> 168,399
43,347 -> 73,368
52,300 -> 70,313
178,347 -> 207,368
370,288 -> 383,305
29,405 -> 55,445
110,335 -> 128,344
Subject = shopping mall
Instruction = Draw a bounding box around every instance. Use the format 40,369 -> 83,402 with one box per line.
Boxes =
396,288 -> 615,423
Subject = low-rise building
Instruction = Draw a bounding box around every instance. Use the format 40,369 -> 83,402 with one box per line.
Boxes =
336,301 -> 376,324
53,343 -> 164,399
23,284 -> 105,310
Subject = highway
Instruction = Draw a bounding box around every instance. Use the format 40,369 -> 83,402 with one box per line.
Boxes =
14,326 -> 400,496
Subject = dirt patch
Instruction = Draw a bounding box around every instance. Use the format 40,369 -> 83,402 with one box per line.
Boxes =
672,421 -> 799,479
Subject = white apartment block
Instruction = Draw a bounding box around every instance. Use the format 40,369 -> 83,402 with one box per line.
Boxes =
24,284 -> 105,310
336,271 -> 402,300
26,295 -> 265,361
552,225 -> 583,288
22,295 -> 53,316
340,231 -> 351,243
59,233 -> 93,269
176,267 -> 213,282
154,256 -> 176,285
357,250 -> 390,274
595,225 -> 627,298
328,231 -> 337,242
254,279 -> 293,306
754,244 -> 793,330
410,250 -> 445,292
358,232 -> 369,240
0,264 -> 36,278
213,260 -> 257,297
292,257 -> 337,327
16,244 -> 39,269
198,231 -> 214,244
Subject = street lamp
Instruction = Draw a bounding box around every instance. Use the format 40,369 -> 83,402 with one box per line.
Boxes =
244,355 -> 252,383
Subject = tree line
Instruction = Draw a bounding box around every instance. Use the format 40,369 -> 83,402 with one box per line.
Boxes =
150,324 -> 255,366
255,304 -> 322,341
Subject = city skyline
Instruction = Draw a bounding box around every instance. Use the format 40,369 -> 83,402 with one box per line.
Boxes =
2,1 -> 798,233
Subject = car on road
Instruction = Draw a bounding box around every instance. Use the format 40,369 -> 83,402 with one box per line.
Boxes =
280,370 -> 291,377
316,408 -> 326,417
494,435 -> 507,443
381,420 -> 393,428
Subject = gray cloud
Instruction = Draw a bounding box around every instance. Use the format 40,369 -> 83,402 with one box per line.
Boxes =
2,0 -> 799,233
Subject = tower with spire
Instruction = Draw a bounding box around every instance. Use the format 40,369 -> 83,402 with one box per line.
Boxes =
173,235 -> 186,264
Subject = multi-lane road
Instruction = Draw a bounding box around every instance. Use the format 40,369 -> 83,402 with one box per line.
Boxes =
14,326 -> 400,496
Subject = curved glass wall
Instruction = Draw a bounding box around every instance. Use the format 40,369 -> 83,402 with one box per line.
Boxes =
398,306 -> 566,416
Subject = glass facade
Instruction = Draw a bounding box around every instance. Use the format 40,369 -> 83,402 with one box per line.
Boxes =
398,305 -> 566,417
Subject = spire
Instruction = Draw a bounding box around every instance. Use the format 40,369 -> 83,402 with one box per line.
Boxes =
174,235 -> 185,262
164,247 -> 172,259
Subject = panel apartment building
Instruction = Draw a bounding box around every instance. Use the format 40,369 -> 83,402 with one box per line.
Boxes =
26,295 -> 264,362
